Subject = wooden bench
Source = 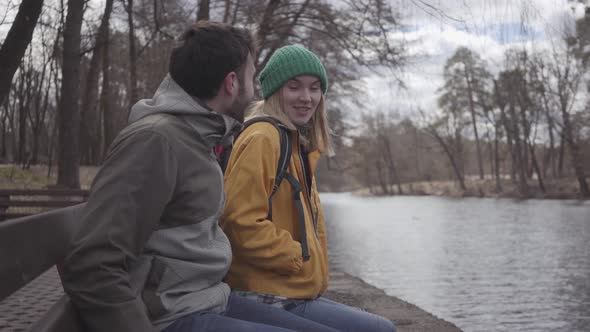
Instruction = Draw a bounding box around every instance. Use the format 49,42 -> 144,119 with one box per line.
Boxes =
0,204 -> 85,331
0,189 -> 89,221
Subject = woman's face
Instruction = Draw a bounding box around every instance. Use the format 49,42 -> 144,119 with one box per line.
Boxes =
280,75 -> 322,126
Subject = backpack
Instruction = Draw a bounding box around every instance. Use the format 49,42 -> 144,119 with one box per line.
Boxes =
219,116 -> 311,261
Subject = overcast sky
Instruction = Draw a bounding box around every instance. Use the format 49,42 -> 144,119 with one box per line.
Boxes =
1,0 -> 585,118
364,0 -> 585,118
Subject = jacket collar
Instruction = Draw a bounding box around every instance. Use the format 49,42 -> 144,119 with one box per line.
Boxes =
128,74 -> 244,148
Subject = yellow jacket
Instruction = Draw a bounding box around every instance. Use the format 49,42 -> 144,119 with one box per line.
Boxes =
221,121 -> 329,299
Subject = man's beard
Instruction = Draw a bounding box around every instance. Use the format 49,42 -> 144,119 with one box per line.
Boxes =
226,86 -> 251,123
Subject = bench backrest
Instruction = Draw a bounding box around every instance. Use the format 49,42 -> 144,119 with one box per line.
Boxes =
0,204 -> 85,331
0,189 -> 89,221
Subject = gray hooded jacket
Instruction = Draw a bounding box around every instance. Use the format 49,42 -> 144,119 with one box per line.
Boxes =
63,75 -> 242,332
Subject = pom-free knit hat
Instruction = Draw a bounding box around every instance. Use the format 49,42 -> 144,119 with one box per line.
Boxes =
259,45 -> 328,99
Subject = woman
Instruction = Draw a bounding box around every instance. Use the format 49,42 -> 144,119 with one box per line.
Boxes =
221,45 -> 395,332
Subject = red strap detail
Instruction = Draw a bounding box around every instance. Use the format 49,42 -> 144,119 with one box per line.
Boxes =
215,144 -> 223,158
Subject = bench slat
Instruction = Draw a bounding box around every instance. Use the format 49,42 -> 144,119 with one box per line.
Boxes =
0,204 -> 84,301
0,200 -> 85,208
0,189 -> 89,196
0,213 -> 33,219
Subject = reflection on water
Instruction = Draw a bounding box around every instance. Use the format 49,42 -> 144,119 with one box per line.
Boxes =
321,193 -> 590,332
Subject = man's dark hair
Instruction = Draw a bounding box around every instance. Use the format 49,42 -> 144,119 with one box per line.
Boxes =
169,21 -> 257,100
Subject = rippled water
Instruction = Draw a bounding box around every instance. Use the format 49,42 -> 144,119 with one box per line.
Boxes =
321,193 -> 590,332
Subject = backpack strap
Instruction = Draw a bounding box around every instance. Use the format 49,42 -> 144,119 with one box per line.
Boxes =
218,144 -> 233,173
284,173 -> 310,261
218,117 -> 289,174
242,117 -> 291,221
242,117 -> 310,262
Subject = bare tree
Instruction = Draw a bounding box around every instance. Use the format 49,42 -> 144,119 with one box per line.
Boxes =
419,107 -> 467,191
80,0 -> 114,164
439,47 -> 491,180
57,0 -> 85,188
0,0 -> 44,107
123,0 -> 138,110
481,94 -> 503,192
546,46 -> 590,196
197,0 -> 210,21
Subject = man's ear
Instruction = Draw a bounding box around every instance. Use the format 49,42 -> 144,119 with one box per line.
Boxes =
223,72 -> 238,96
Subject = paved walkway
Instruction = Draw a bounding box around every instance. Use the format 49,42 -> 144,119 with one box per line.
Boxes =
0,267 -> 63,331
0,268 -> 462,331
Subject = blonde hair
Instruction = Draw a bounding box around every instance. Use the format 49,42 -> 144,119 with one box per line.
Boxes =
246,91 -> 334,155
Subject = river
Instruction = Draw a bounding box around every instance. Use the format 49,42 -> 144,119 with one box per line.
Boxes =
321,193 -> 590,332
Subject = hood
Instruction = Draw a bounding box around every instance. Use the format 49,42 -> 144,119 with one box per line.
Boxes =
128,74 -> 243,147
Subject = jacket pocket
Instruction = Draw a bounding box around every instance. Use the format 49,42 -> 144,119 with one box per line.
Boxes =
142,257 -> 166,320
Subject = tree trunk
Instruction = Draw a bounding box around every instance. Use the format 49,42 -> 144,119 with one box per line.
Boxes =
8,97 -> 18,163
125,0 -> 138,110
82,0 -> 114,164
101,14 -> 116,157
57,0 -> 84,189
363,164 -> 374,195
494,83 -> 516,185
375,159 -> 390,195
230,0 -> 241,25
412,126 -> 423,180
558,132 -> 565,177
508,103 -> 528,197
0,0 -> 44,107
466,73 -> 484,179
487,133 -> 494,180
560,107 -> 590,197
528,143 -> 545,193
15,71 -> 27,164
31,85 -> 50,165
223,0 -> 231,22
1,106 -> 7,160
197,0 -> 210,21
494,122 -> 502,192
519,105 -> 531,179
29,58 -> 49,166
429,127 -> 466,191
80,49 -> 101,164
256,0 -> 281,67
455,127 -> 465,185
381,134 -> 403,195
546,109 -> 556,179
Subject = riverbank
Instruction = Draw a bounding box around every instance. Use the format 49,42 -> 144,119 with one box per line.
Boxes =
325,270 -> 462,332
354,177 -> 589,200
2,164 -> 586,200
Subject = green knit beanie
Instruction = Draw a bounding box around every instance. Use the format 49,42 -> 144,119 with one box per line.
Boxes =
259,45 -> 328,99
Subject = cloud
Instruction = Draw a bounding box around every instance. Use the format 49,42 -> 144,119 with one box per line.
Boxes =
358,0 -> 575,118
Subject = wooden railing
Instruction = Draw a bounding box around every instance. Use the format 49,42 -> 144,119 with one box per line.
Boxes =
0,189 -> 89,221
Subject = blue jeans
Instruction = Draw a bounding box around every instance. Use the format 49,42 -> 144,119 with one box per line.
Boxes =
162,293 -> 337,332
287,297 -> 396,332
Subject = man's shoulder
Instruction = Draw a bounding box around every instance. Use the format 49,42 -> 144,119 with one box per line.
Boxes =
112,114 -> 193,152
123,114 -> 189,138
132,113 -> 182,129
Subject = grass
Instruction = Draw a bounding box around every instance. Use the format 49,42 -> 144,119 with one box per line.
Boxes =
354,177 -> 587,200
0,164 -> 99,189
0,164 -> 99,217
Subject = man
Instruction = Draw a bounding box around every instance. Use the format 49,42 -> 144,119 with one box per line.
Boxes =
62,22 -> 336,332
